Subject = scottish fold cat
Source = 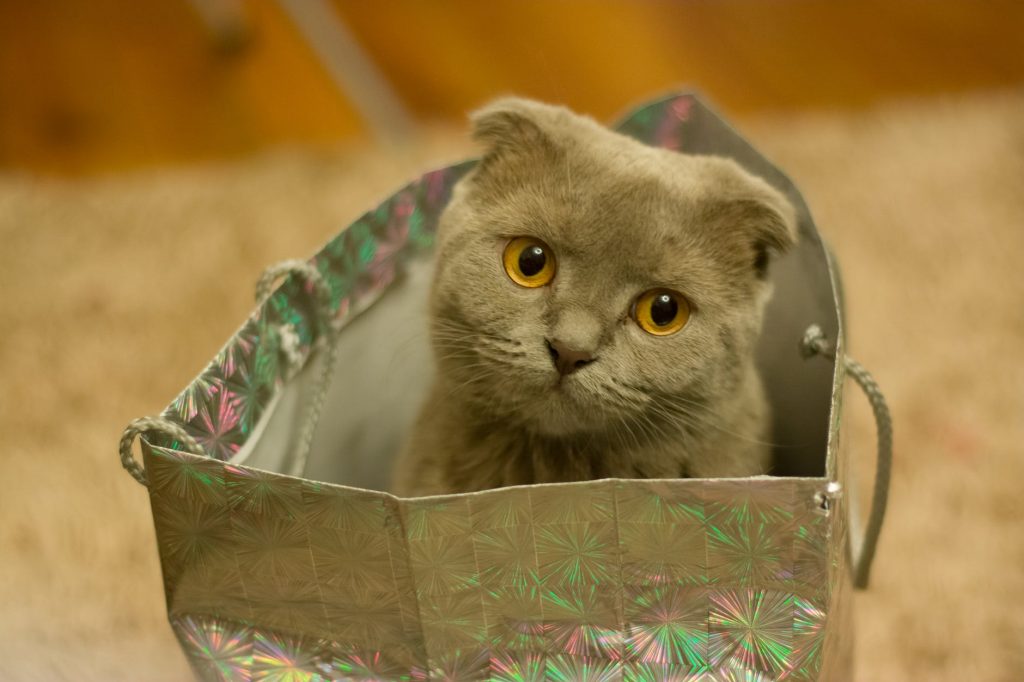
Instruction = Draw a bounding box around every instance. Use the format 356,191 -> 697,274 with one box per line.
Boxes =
393,97 -> 796,496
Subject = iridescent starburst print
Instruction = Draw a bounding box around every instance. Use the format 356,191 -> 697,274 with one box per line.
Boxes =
474,523 -> 538,588
232,512 -> 314,583
323,589 -> 405,646
148,445 -> 226,506
185,381 -> 245,461
308,526 -> 395,595
469,487 -> 533,531
711,661 -> 776,682
483,580 -> 545,650
349,219 -> 380,268
310,164 -> 470,330
326,648 -> 418,681
619,522 -> 706,586
405,186 -> 432,250
708,590 -> 794,676
226,465 -> 305,518
403,497 -> 473,540
265,282 -> 316,354
545,654 -> 621,682
219,320 -> 273,437
781,596 -> 827,680
372,189 -> 414,265
409,534 -> 480,595
536,522 -> 618,588
704,482 -> 794,528
622,662 -> 710,682
623,587 -> 708,667
317,219 -> 362,319
154,470 -> 839,679
530,484 -> 615,525
251,313 -> 283,390
251,630 -> 325,682
420,590 -> 488,651
489,651 -> 545,682
152,496 -> 236,579
245,576 -> 326,635
428,648 -> 491,682
792,517 -> 829,597
706,522 -> 790,588
214,320 -> 256,380
170,567 -> 251,622
167,368 -> 217,426
301,482 -> 390,532
543,585 -> 622,659
817,570 -> 850,682
615,481 -> 705,526
617,94 -> 694,151
174,615 -> 254,682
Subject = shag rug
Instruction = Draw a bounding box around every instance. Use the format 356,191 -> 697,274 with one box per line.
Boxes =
2,89 -> 1022,681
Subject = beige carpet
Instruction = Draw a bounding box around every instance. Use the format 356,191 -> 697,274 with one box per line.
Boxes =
2,90 -> 1022,681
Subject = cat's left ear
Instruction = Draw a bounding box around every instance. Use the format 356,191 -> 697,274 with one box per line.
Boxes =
739,182 -> 798,279
706,159 -> 799,278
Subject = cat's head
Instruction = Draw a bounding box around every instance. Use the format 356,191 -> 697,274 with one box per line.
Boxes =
430,97 -> 797,438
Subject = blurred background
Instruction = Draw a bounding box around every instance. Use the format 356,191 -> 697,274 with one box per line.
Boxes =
3,0 -> 1024,174
1,1 -> 1023,681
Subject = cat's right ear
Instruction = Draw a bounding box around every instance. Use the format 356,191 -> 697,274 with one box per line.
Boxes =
470,97 -> 556,159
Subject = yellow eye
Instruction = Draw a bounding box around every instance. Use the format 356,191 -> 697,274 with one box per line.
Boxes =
502,237 -> 556,288
633,289 -> 690,336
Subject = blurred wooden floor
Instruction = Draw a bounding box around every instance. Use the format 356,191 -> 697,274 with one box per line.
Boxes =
1,0 -> 1022,175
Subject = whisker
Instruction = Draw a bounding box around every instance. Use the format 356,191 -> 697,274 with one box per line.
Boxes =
658,396 -> 779,448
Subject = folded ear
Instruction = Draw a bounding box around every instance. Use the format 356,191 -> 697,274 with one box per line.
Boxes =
470,97 -> 560,158
702,158 -> 799,278
741,184 -> 798,278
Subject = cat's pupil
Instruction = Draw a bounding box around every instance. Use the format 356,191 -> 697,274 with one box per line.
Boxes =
519,246 -> 546,277
651,294 -> 677,326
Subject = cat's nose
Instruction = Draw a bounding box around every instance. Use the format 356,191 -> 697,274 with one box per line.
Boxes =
546,338 -> 595,376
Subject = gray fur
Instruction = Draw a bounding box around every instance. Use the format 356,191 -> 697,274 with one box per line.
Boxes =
393,97 -> 797,496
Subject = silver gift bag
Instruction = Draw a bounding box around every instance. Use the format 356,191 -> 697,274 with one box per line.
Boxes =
119,93 -> 891,681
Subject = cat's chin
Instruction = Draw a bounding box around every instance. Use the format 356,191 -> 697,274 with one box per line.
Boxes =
519,381 -> 618,438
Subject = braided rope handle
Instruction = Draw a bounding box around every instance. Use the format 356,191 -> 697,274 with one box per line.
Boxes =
802,324 -> 893,589
255,260 -> 339,478
120,260 -> 338,486
119,416 -> 204,486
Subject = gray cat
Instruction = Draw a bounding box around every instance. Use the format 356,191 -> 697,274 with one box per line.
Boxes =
393,97 -> 796,497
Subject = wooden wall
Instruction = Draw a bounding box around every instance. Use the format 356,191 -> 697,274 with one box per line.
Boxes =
1,0 -> 1022,175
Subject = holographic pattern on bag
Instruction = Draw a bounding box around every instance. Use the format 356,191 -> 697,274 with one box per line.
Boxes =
147,444 -> 844,681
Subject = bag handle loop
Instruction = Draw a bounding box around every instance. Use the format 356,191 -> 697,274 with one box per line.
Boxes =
118,416 -> 203,487
802,324 -> 893,589
119,260 -> 337,486
255,260 -> 339,478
